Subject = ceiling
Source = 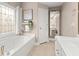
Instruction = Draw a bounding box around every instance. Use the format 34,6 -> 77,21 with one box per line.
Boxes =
39,2 -> 64,7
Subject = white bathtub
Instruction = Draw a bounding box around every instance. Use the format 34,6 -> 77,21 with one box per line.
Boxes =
55,36 -> 79,56
0,33 -> 35,56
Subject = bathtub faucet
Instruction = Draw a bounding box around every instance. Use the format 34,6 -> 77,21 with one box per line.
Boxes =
1,45 -> 4,56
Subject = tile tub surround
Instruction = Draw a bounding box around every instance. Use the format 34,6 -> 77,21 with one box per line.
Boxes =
55,36 -> 79,56
0,33 -> 35,56
0,33 -> 15,39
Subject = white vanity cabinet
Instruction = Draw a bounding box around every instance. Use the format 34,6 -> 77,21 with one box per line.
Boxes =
55,40 -> 66,56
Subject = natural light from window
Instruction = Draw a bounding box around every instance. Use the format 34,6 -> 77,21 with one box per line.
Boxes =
0,4 -> 15,33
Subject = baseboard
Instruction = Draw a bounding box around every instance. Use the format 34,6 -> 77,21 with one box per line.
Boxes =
49,38 -> 55,42
34,40 -> 49,46
34,42 -> 40,46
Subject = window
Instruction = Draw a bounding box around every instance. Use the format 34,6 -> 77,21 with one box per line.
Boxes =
23,21 -> 33,32
0,4 -> 15,33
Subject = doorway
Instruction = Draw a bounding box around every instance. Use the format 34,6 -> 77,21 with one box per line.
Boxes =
49,10 -> 60,38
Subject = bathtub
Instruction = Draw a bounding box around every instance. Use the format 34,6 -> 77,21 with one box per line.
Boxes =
0,33 -> 35,56
55,36 -> 79,56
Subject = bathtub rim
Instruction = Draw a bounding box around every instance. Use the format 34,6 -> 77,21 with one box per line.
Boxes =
4,34 -> 35,56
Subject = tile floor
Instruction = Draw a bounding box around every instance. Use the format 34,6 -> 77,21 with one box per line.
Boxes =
29,41 -> 55,56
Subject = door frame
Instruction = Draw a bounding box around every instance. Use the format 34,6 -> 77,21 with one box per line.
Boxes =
48,9 -> 61,38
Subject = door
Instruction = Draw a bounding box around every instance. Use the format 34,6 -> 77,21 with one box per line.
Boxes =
49,11 -> 60,38
38,8 -> 48,44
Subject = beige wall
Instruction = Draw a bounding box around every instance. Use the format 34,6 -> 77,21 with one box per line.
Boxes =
22,2 -> 38,31
22,2 -> 38,40
61,2 -> 78,36
7,2 -> 21,7
38,3 -> 48,9
22,3 -> 48,42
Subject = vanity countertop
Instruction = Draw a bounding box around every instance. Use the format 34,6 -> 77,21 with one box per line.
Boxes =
55,36 -> 79,56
